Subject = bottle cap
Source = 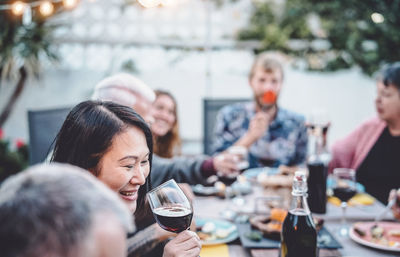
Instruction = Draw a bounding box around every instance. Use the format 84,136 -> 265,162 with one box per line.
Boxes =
293,170 -> 308,195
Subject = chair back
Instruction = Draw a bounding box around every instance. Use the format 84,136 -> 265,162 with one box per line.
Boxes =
203,98 -> 249,155
28,107 -> 71,165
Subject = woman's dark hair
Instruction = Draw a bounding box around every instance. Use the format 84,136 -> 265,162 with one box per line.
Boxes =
153,90 -> 181,158
381,62 -> 400,91
51,100 -> 153,215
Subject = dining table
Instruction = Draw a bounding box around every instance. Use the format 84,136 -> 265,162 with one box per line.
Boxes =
192,179 -> 399,257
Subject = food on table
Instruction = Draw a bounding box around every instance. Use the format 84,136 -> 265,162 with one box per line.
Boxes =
196,221 -> 236,241
270,208 -> 288,223
371,224 -> 384,239
354,226 -> 367,237
245,231 -> 263,241
250,208 -> 324,240
388,229 -> 400,237
257,173 -> 293,188
352,222 -> 400,249
249,214 -> 282,240
201,221 -> 216,233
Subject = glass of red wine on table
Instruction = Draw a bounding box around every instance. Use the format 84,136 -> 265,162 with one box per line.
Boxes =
332,168 -> 357,236
147,179 -> 193,233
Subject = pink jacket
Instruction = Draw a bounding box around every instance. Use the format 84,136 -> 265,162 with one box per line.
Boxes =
328,117 -> 386,173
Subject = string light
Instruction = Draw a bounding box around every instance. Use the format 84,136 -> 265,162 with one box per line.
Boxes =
371,12 -> 384,24
63,0 -> 79,9
11,1 -> 27,16
1,0 -> 177,17
137,0 -> 161,8
39,1 -> 54,16
161,0 -> 177,7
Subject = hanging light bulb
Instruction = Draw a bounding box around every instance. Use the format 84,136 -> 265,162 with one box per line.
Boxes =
371,12 -> 384,24
161,0 -> 177,7
11,1 -> 27,16
138,0 -> 161,8
39,1 -> 54,16
63,0 -> 79,9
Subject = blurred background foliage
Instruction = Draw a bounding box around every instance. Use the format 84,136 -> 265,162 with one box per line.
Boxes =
238,0 -> 400,76
0,0 -> 63,127
0,129 -> 28,183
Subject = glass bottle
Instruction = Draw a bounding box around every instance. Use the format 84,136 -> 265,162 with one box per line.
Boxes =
280,171 -> 318,257
306,126 -> 329,214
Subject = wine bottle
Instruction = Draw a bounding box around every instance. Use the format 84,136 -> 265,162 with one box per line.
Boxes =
306,125 -> 329,214
280,171 -> 318,257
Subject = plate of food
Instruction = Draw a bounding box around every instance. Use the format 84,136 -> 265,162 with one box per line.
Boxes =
350,221 -> 400,252
242,167 -> 279,182
195,217 -> 239,245
236,208 -> 341,249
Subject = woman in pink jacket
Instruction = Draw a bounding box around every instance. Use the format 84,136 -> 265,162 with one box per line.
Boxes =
329,62 -> 400,204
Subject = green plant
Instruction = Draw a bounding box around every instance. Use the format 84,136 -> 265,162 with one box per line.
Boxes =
0,0 -> 64,127
0,129 -> 29,183
238,0 -> 400,76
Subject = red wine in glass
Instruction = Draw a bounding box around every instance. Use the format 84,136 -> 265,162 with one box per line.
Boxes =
217,174 -> 237,186
147,179 -> 193,233
153,206 -> 193,233
333,187 -> 357,202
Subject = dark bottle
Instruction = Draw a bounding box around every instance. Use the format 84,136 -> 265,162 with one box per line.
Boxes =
281,171 -> 318,257
306,126 -> 329,214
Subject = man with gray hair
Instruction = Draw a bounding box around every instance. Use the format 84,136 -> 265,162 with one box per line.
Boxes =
92,73 -> 242,188
0,163 -> 132,257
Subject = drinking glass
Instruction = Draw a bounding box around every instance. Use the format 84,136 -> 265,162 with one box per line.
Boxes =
332,168 -> 357,236
217,146 -> 249,199
147,179 -> 193,233
306,109 -> 330,147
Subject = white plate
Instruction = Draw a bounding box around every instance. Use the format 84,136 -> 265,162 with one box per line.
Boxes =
349,221 -> 400,252
196,217 -> 238,245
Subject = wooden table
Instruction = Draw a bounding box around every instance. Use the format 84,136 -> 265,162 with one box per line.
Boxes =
193,183 -> 399,257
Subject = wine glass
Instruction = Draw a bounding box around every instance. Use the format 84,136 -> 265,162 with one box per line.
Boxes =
332,168 -> 357,236
217,146 -> 249,199
147,179 -> 193,233
306,109 -> 330,148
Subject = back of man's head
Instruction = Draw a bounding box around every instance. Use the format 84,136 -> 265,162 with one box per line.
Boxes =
92,73 -> 155,107
0,163 -> 132,257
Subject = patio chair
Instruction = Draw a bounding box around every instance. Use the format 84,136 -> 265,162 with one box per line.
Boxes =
203,98 -> 249,155
28,107 -> 72,165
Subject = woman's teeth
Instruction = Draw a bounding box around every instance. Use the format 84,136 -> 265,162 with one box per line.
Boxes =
121,191 -> 135,196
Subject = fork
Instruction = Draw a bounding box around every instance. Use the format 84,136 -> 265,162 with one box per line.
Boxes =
374,197 -> 396,224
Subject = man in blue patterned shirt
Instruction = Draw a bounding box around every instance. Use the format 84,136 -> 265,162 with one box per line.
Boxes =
211,53 -> 308,168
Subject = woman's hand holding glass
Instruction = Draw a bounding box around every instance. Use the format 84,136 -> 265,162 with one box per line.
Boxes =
147,179 -> 201,257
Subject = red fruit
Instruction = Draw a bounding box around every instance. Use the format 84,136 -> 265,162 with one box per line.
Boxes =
262,90 -> 277,104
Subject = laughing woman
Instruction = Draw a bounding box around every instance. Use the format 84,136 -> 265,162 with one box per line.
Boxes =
151,90 -> 182,158
51,100 -> 200,257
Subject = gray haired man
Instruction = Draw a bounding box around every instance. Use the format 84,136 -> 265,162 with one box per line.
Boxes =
0,163 -> 132,257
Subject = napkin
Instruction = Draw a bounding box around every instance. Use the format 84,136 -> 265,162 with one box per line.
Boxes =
328,193 -> 375,206
200,244 -> 229,257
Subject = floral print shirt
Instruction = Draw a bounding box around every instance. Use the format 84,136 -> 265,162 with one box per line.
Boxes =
211,102 -> 308,168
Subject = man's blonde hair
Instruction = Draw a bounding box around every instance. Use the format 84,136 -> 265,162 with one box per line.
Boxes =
249,52 -> 284,81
